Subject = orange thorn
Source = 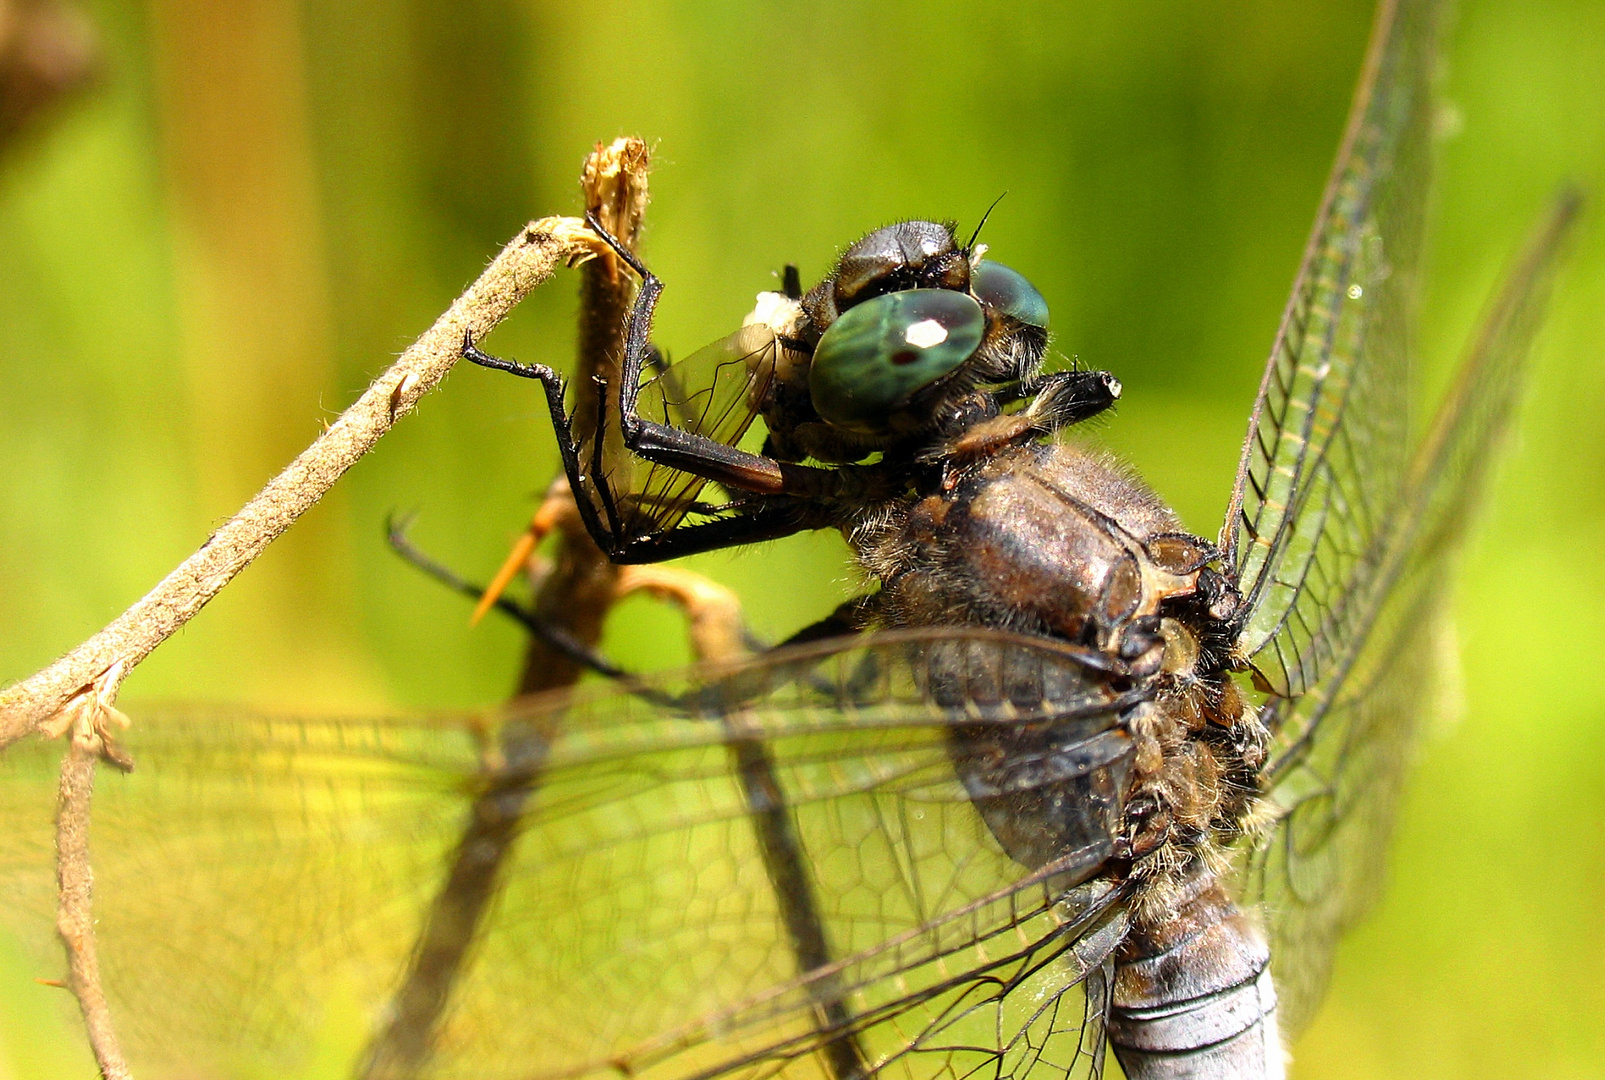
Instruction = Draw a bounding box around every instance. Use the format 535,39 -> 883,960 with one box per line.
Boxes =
471,486 -> 582,627
527,485 -> 579,538
471,528 -> 540,627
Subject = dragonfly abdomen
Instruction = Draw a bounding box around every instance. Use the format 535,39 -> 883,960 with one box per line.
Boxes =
1108,875 -> 1284,1080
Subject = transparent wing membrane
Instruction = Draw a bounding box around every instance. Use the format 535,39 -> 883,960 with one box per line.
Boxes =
585,323 -> 780,538
1223,0 -> 1440,700
1240,192 -> 1581,1032
1,1 -> 1577,1072
1220,0 -> 1581,1034
0,630 -> 1133,1080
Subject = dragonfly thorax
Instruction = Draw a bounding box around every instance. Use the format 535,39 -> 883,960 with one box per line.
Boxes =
852,433 -> 1272,985
857,439 -> 1208,676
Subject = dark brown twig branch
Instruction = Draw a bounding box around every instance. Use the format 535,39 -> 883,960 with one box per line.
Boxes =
516,136 -> 649,695
357,136 -> 651,1080
0,216 -> 606,748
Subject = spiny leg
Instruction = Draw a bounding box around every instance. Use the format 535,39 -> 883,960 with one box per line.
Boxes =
388,487 -> 770,676
581,212 -> 849,510
458,332 -> 632,556
385,506 -> 632,682
463,214 -> 856,566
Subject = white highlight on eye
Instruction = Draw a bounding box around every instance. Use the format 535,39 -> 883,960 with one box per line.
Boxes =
905,319 -> 948,349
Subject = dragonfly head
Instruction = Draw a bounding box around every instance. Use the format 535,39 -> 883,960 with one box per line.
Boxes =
826,220 -> 973,309
773,221 -> 1056,459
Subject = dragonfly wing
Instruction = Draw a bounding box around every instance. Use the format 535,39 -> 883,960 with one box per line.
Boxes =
1238,193 -> 1582,1034
586,323 -> 781,539
1,628 -> 1141,1080
0,710 -> 486,1075
1222,0 -> 1442,700
380,629 -> 1141,1080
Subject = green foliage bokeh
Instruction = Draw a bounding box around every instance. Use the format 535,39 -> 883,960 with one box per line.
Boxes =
2,1 -> 1602,1076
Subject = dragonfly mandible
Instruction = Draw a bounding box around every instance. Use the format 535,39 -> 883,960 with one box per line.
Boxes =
0,0 -> 1580,1077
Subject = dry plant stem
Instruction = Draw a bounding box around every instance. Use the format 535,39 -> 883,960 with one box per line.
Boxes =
516,136 -> 650,695
0,216 -> 605,749
358,137 -> 650,1080
616,565 -> 749,665
56,734 -> 132,1080
612,567 -> 870,1080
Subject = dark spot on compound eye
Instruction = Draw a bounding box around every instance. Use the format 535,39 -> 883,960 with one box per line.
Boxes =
810,288 -> 983,429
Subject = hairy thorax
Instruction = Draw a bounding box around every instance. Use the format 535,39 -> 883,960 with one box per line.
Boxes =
852,440 -> 1268,921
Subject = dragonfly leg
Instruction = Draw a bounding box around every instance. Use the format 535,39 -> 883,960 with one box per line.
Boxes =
986,368 -> 1122,428
459,338 -> 844,564
773,594 -> 879,649
1029,368 -> 1124,427
464,483 -> 775,633
387,501 -> 773,676
459,332 -> 632,553
583,212 -> 851,504
468,216 -> 856,565
384,510 -> 633,682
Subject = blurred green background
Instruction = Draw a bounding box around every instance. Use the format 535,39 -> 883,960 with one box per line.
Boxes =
1,0 -> 1602,1076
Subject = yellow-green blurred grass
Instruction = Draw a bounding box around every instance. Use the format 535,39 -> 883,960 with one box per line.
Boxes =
1,0 -> 1603,1076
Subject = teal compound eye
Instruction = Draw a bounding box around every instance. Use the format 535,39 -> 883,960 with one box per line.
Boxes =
810,289 -> 986,431
972,260 -> 1049,329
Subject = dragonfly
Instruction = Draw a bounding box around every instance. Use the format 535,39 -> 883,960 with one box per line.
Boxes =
0,0 -> 1580,1077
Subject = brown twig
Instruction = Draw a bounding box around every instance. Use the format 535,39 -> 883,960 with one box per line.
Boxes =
357,137 -> 651,1080
0,216 -> 606,749
607,565 -> 870,1079
53,666 -> 134,1080
615,565 -> 748,665
516,136 -> 648,695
